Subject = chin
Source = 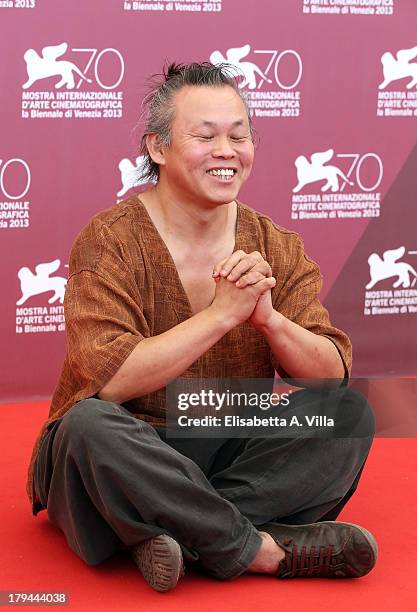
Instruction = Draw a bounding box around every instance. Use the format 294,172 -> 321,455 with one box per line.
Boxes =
206,194 -> 239,207
208,186 -> 240,203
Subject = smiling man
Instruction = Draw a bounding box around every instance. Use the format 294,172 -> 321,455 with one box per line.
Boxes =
28,63 -> 377,592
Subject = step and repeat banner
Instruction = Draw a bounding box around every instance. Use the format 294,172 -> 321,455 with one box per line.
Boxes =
1,0 -> 416,402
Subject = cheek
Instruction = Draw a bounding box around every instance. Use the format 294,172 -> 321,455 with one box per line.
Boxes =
183,147 -> 208,171
241,144 -> 255,170
166,141 -> 204,172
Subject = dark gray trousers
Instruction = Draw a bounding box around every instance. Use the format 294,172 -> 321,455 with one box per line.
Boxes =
33,388 -> 374,580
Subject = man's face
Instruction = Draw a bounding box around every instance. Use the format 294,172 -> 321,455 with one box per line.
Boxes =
158,85 -> 254,207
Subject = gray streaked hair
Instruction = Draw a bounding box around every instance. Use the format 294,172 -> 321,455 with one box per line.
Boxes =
138,62 -> 253,183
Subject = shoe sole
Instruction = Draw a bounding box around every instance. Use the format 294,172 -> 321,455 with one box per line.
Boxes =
131,534 -> 184,592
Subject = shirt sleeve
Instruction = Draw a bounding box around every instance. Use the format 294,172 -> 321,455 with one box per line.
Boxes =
64,220 -> 149,393
270,233 -> 352,378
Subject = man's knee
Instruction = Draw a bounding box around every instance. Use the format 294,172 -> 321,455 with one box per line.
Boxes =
331,388 -> 375,478
56,398 -> 158,451
58,398 -> 119,441
334,387 -> 375,439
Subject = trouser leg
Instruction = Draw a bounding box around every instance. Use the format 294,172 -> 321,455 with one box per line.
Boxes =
206,388 -> 375,525
34,398 -> 262,580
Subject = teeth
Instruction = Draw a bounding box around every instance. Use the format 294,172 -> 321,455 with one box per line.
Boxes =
208,169 -> 235,178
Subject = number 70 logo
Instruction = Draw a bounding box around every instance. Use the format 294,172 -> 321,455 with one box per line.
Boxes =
72,48 -> 124,89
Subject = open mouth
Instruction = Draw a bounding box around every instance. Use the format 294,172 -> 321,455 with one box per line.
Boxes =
206,168 -> 236,181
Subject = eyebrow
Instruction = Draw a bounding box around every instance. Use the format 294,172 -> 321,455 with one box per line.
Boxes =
194,120 -> 246,128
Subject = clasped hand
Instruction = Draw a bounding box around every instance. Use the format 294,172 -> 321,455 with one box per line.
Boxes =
212,250 -> 276,329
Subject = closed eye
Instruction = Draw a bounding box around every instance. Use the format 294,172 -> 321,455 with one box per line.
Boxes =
194,134 -> 249,142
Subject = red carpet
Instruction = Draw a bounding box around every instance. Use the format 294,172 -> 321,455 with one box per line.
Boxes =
1,401 -> 416,611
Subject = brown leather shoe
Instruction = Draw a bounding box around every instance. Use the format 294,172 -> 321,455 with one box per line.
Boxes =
258,521 -> 378,578
131,534 -> 185,592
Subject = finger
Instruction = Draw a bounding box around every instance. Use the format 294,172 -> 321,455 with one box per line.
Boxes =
252,276 -> 276,295
218,250 -> 248,278
257,261 -> 273,277
212,257 -> 230,278
235,270 -> 266,288
226,252 -> 265,281
232,260 -> 272,283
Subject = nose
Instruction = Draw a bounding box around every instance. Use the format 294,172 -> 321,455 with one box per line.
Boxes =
212,136 -> 236,159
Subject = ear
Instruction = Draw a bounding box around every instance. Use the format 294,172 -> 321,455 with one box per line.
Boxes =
146,133 -> 166,167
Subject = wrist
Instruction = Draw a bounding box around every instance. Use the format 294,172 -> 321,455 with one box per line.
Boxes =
205,303 -> 239,334
254,310 -> 286,336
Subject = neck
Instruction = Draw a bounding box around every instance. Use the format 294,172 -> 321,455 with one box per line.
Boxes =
142,184 -> 237,246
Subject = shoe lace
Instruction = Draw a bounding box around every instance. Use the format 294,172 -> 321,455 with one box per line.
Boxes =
283,543 -> 334,577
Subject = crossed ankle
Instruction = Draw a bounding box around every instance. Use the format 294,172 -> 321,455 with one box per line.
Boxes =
247,532 -> 285,574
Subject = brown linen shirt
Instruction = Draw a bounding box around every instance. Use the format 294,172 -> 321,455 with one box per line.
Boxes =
27,196 -> 352,514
